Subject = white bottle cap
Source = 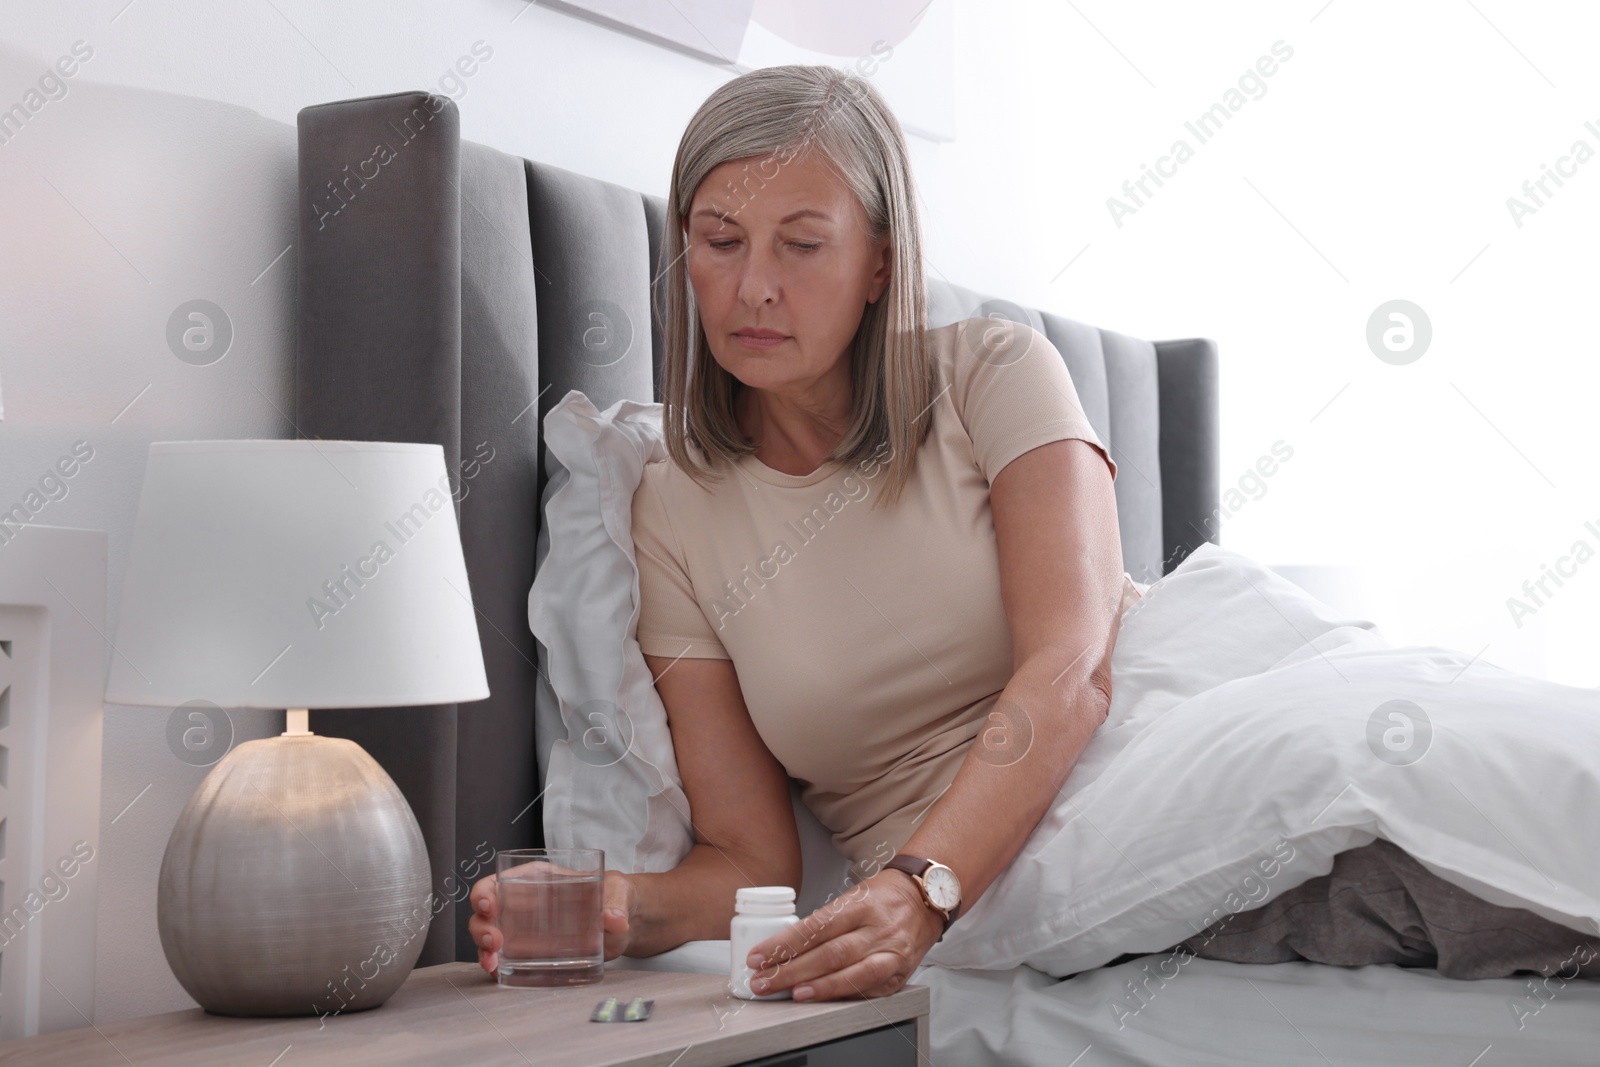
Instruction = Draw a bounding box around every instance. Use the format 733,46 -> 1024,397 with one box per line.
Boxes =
734,886 -> 796,915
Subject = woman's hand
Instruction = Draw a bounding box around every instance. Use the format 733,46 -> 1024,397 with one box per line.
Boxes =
742,868 -> 944,1001
468,869 -> 640,977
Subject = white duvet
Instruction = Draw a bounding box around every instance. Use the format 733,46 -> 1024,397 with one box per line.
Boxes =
919,542 -> 1600,977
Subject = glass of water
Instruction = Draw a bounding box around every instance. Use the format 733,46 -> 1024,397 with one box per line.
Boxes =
494,848 -> 605,987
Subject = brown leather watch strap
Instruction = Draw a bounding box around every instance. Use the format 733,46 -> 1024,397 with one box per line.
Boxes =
884,854 -> 932,880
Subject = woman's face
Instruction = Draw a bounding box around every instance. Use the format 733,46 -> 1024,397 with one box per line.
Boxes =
684,150 -> 891,399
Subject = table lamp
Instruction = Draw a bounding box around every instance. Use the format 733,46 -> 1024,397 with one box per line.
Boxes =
104,440 -> 489,1017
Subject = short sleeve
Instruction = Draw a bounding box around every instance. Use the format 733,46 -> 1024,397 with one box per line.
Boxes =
948,318 -> 1117,485
630,462 -> 732,661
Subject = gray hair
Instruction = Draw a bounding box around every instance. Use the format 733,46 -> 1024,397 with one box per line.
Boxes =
654,64 -> 935,509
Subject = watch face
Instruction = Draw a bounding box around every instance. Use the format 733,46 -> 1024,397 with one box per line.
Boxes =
922,864 -> 961,911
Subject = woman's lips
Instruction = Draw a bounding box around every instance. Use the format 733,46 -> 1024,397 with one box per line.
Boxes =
735,333 -> 789,349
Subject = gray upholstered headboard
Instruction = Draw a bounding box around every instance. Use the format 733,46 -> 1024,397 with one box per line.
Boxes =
293,90 -> 1218,965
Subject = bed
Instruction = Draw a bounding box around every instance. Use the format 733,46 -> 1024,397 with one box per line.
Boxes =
292,89 -> 1600,1064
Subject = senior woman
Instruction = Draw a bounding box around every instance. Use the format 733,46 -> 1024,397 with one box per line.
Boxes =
470,64 -> 1600,999
484,63 -> 1126,1001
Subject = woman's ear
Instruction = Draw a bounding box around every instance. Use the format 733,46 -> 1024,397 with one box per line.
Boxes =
866,242 -> 893,305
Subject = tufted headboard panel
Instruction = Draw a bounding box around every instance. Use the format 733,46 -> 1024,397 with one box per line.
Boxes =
294,90 -> 1219,965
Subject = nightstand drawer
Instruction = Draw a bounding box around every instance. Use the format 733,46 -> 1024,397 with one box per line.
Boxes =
737,1019 -> 920,1067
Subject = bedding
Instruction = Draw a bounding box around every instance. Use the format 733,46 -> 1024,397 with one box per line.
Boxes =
1178,836 -> 1600,979
914,954 -> 1600,1067
613,941 -> 1600,1066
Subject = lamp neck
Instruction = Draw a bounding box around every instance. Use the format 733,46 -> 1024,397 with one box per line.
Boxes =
282,708 -> 313,736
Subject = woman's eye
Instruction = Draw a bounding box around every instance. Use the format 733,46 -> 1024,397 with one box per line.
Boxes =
703,239 -> 819,252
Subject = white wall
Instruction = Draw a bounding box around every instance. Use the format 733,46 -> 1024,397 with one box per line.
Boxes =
933,0 -> 1600,689
1,0 -> 1594,1028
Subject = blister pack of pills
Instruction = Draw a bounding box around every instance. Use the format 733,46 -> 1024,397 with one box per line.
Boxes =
591,995 -> 654,1022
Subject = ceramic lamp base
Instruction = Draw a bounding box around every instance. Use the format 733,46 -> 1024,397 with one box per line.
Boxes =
157,734 -> 432,1017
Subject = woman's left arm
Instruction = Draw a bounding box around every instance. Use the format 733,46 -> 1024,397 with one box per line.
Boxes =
746,436 -> 1124,1000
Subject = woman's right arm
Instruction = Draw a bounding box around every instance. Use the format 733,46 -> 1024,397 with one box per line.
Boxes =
622,653 -> 802,955
469,654 -> 802,972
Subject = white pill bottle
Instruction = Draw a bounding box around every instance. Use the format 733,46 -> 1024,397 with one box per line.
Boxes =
729,886 -> 798,1000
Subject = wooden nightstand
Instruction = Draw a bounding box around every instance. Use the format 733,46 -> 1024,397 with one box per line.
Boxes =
0,962 -> 931,1066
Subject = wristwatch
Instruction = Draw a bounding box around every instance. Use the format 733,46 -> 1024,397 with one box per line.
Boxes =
885,854 -> 962,938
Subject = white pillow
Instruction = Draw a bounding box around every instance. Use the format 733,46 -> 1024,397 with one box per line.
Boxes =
530,392 -> 692,873
529,391 -> 852,904
1102,542 -> 1384,733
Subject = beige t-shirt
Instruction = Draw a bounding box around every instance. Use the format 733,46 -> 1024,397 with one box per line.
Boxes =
632,318 -> 1136,867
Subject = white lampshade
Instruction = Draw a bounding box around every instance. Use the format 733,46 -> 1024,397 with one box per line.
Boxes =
105,440 -> 489,710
